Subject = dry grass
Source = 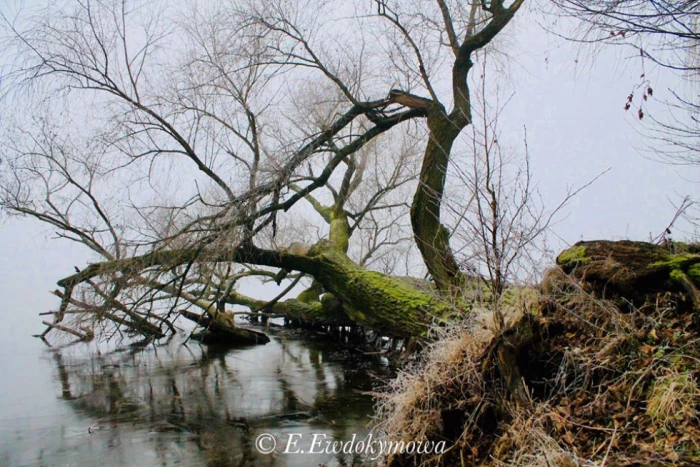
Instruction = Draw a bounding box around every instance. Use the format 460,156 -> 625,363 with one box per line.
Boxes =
371,265 -> 700,466
372,297 -> 530,466
646,370 -> 700,428
492,410 -> 594,467
374,311 -> 491,444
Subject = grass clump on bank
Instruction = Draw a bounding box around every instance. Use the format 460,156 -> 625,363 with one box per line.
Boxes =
372,240 -> 700,467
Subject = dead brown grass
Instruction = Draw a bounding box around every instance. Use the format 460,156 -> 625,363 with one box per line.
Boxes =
374,309 -> 493,445
371,266 -> 700,467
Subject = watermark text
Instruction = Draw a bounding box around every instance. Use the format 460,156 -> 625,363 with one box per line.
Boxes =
255,432 -> 447,460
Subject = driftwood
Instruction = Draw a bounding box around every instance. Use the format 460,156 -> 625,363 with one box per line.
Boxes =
179,309 -> 270,345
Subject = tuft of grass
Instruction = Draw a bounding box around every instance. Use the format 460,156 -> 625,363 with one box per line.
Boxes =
372,298 -> 531,466
374,312 -> 491,444
492,410 -> 595,467
646,371 -> 700,428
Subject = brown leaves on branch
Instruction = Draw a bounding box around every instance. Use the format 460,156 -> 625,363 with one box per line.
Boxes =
623,82 -> 653,120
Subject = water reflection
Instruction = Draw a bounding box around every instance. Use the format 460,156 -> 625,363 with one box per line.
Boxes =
5,330 -> 380,466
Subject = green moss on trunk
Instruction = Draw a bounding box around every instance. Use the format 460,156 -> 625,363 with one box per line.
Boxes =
313,249 -> 451,337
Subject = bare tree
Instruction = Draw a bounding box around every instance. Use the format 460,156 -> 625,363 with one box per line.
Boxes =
1,0 -> 527,344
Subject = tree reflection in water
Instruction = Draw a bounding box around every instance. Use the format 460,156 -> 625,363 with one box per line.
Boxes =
45,331 -> 379,466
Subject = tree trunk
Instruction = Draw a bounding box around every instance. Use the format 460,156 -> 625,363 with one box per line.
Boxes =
310,248 -> 450,337
554,240 -> 700,307
54,241 -> 452,342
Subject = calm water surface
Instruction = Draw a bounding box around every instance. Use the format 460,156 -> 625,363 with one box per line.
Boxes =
0,326 -> 382,467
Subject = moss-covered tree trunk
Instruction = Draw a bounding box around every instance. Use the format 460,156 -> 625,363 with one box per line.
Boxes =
54,239 -> 451,341
311,249 -> 448,337
554,240 -> 700,308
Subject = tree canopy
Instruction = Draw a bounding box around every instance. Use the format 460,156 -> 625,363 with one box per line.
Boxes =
1,0 -> 539,343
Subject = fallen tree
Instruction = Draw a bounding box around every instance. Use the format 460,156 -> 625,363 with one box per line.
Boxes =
53,238 -> 451,340
179,309 -> 270,345
2,0 -> 532,345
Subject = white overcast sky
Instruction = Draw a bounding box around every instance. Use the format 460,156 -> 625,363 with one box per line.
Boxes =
1,1 -> 698,336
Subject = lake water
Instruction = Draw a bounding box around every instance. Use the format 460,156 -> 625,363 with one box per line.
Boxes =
0,326 -> 383,467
